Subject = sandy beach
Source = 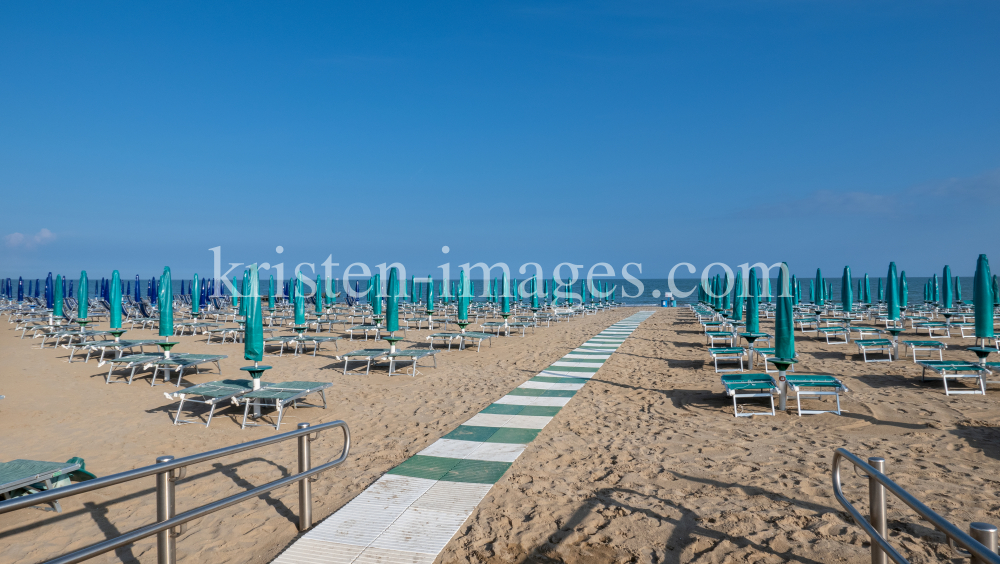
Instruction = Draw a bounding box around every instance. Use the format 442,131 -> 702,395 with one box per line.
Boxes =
3,306 -> 1000,563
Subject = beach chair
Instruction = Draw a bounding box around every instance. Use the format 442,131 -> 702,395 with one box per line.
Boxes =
915,322 -> 951,338
795,318 -> 818,333
236,381 -> 332,430
751,348 -> 796,373
163,379 -> 258,426
0,457 -> 96,512
386,349 -> 438,376
854,339 -> 894,363
459,331 -> 494,352
706,331 -> 736,347
953,322 -> 978,339
848,326 -> 883,341
916,361 -> 988,395
480,321 -> 510,336
346,324 -> 381,341
151,354 -> 227,387
720,373 -> 777,417
901,340 -> 946,362
427,333 -> 463,350
335,349 -> 389,375
816,326 -> 849,345
784,374 -> 848,416
708,347 -> 746,373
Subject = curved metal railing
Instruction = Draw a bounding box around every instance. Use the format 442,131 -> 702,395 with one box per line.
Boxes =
0,420 -> 350,564
833,447 -> 1000,564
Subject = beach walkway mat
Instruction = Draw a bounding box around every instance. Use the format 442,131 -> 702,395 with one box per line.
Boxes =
272,311 -> 656,564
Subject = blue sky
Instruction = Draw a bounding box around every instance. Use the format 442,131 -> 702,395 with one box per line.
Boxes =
2,1 -> 998,280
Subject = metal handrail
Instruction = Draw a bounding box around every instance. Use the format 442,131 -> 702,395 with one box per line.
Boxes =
833,448 -> 1000,564
0,420 -> 350,564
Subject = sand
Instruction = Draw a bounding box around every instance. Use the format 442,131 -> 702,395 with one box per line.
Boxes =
3,307 -> 1000,564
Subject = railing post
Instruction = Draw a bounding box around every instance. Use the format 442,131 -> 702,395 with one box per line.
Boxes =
970,522 -> 998,564
298,423 -> 312,531
156,456 -> 177,564
868,457 -> 887,564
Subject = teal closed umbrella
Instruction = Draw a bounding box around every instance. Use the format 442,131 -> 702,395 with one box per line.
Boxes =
191,273 -> 200,315
240,271 -> 251,317
809,280 -> 814,303
864,274 -> 871,305
732,271 -> 744,321
426,276 -> 434,313
458,269 -> 469,322
899,272 -> 908,308
993,276 -> 999,307
815,268 -> 823,306
373,274 -> 382,317
876,278 -> 883,303
722,273 -> 731,311
245,264 -> 263,362
531,276 -> 539,309
932,274 -> 939,303
974,254 -> 994,342
774,263 -> 796,410
842,266 -> 852,313
294,272 -> 305,325
501,273 -> 510,314
231,279 -> 239,309
746,268 -> 760,334
110,270 -> 122,329
316,275 -> 324,314
158,267 -> 173,337
886,263 -> 899,323
955,276 -> 962,304
386,267 -> 400,333
791,275 -> 799,306
54,275 -> 63,317
78,271 -> 89,320
942,266 -> 952,308
268,276 -> 275,310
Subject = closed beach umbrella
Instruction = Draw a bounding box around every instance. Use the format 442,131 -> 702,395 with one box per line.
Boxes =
231,278 -> 239,309
722,273 -> 731,311
732,271 -> 744,321
531,276 -> 540,309
876,278 -> 883,303
864,274 -> 872,305
458,269 -> 469,322
17,277 -> 23,302
268,276 -> 275,310
775,263 -> 795,360
410,275 -> 415,302
932,274 -> 939,303
809,280 -> 814,303
294,272 -> 305,325
386,267 -> 400,333
315,275 -> 323,314
815,268 -> 823,306
955,276 -> 962,304
78,271 -> 89,319
372,273 -> 382,317
790,275 -> 799,306
134,275 -> 140,301
899,272 -> 908,308
191,273 -> 200,315
54,275 -> 63,317
746,268 -> 760,334
886,263 -> 900,322
993,276 -> 999,307
501,273 -> 511,314
240,271 -> 251,317
426,276 -> 435,312
245,264 -> 263,362
45,273 -> 53,308
942,266 -> 952,308
158,267 -> 172,337
842,266 -> 853,312
110,270 -> 122,329
974,254 -> 994,340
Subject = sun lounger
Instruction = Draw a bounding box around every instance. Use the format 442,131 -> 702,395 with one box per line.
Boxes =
900,340 -> 946,362
706,331 -> 736,347
64,339 -> 161,363
460,331 -> 494,352
346,324 -> 381,341
795,318 -> 818,333
236,381 -> 332,430
848,326 -> 883,340
708,347 -> 746,373
784,374 -> 848,416
427,332 -> 463,350
508,321 -> 536,336
151,354 -> 227,387
953,322 -> 978,339
0,457 -> 96,512
386,349 -> 438,376
816,326 -> 849,345
480,321 -> 510,336
854,339 -> 894,363
915,322 -> 951,338
163,379 -> 258,426
335,349 -> 389,375
751,348 -> 797,373
917,360 -> 988,395
720,373 -> 777,417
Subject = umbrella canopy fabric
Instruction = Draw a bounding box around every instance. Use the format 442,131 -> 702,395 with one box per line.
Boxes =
722,273 -> 731,310
876,278 -> 883,303
864,274 -> 872,305
932,274 -> 939,303
955,276 -> 962,304
815,269 -> 824,306
294,272 -> 305,326
531,276 -> 539,309
732,271 -> 744,321
245,264 -> 263,362
746,268 -> 760,334
54,275 -> 63,317
315,275 -> 323,314
158,267 -> 173,337
842,266 -> 853,312
775,263 -> 795,360
240,271 -> 250,317
45,273 -> 53,308
134,275 -> 141,301
110,270 -> 122,329
974,254 -> 994,339
78,271 -> 89,319
993,275 -> 999,307
899,272 -> 908,308
268,276 -> 275,310
386,267 -> 400,332
458,269 -> 469,321
791,275 -> 799,306
886,263 -> 900,321
501,273 -> 511,314
426,276 -> 435,312
372,274 -> 382,316
942,266 -> 953,308
191,273 -> 200,315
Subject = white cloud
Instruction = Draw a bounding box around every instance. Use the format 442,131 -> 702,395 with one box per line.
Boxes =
3,228 -> 56,249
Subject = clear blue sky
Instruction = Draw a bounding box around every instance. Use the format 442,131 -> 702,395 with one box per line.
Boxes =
2,1 -> 998,280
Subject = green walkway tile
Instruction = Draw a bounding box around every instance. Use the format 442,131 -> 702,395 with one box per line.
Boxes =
440,459 -> 513,484
444,425 -> 500,442
388,455 -> 462,480
486,427 -> 541,444
480,404 -> 525,415
540,389 -> 577,397
518,405 -> 562,416
530,376 -> 590,384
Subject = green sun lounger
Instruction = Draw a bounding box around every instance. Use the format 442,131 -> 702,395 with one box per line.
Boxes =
720,373 -> 777,417
706,331 -> 735,347
163,379 -> 259,426
708,347 -> 746,373
237,381 -> 332,430
0,457 -> 96,512
460,332 -> 494,352
917,360 -> 988,395
784,374 -> 848,416
816,326 -> 849,345
854,339 -> 893,363
901,340 -> 945,362
336,349 -> 390,375
386,349 -> 438,377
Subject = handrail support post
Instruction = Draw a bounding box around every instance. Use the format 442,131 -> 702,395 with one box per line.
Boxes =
156,456 -> 177,564
298,423 -> 312,531
869,457 -> 887,564
971,522 -> 998,564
